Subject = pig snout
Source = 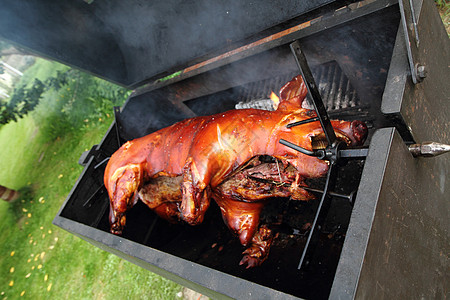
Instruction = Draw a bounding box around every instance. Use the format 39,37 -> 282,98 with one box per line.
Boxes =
351,120 -> 368,145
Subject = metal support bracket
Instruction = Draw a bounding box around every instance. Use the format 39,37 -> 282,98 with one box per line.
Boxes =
283,40 -> 371,270
114,106 -> 124,148
290,40 -> 337,146
298,162 -> 337,269
398,0 -> 426,84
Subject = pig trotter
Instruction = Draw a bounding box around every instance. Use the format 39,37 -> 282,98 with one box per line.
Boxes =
240,225 -> 274,268
110,212 -> 126,235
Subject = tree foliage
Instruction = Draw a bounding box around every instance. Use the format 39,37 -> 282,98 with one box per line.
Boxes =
1,79 -> 45,124
0,70 -> 73,125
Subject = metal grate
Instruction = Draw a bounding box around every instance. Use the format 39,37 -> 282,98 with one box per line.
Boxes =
235,61 -> 360,111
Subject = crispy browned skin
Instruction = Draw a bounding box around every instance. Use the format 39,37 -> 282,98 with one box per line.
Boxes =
104,75 -> 367,267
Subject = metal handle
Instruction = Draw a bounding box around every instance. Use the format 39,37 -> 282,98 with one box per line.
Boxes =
409,142 -> 450,157
279,139 -> 318,157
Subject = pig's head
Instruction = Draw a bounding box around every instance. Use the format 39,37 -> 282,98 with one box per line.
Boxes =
273,75 -> 368,178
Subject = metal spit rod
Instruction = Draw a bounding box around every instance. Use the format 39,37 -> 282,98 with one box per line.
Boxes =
290,40 -> 337,146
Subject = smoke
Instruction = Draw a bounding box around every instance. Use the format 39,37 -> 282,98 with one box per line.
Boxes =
89,0 -> 329,85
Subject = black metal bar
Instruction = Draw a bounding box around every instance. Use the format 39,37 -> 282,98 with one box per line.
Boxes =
281,139 -> 369,160
298,162 -> 337,269
290,40 -> 337,146
90,199 -> 110,228
114,106 -> 123,148
83,184 -> 106,208
286,117 -> 319,128
279,139 -> 317,157
94,157 -> 110,169
143,217 -> 159,245
339,148 -> 369,158
398,0 -> 426,84
302,186 -> 355,203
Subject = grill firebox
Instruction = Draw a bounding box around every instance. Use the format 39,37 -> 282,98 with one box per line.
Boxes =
69,63 -> 370,299
56,2 -> 448,299
2,0 -> 447,299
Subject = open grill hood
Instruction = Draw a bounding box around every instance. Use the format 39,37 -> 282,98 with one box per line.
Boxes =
1,0 -> 448,299
0,0 -> 351,88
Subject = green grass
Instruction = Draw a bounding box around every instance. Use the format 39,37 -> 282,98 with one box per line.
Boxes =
0,59 -> 182,299
436,0 -> 450,37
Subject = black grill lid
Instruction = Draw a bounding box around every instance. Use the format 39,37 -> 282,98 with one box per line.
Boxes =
0,0 -> 350,87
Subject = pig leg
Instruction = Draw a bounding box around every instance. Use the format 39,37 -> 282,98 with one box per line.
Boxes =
138,177 -> 182,224
108,164 -> 143,235
213,193 -> 271,268
180,158 -> 211,225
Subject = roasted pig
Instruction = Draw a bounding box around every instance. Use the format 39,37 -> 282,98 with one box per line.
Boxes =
104,75 -> 368,267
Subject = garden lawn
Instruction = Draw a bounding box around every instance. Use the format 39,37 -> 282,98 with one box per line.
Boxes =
0,59 -> 182,299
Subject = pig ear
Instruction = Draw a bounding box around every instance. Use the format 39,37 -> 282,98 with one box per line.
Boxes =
276,75 -> 308,111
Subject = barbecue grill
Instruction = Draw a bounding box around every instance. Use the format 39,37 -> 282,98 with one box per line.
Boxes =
1,0 -> 448,299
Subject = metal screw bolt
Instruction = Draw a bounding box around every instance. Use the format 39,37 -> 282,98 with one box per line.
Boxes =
415,64 -> 427,82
